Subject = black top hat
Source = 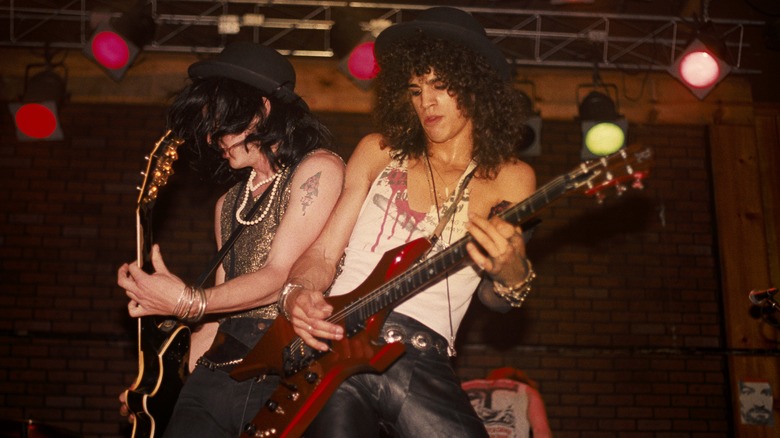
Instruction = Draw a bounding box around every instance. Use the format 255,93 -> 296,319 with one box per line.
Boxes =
188,42 -> 300,103
374,7 -> 511,80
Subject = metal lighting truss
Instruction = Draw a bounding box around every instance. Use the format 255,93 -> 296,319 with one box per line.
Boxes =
0,0 -> 765,73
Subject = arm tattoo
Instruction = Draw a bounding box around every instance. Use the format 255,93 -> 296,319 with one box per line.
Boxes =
299,171 -> 322,215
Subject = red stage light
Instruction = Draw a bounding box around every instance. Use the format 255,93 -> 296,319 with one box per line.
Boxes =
677,50 -> 720,89
347,41 -> 378,81
667,36 -> 732,100
82,7 -> 154,81
8,68 -> 65,141
13,103 -> 59,139
91,31 -> 131,70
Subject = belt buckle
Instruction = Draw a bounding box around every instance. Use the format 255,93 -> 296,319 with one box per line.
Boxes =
410,332 -> 433,352
383,324 -> 405,344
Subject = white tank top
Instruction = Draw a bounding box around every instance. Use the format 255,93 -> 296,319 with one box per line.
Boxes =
328,158 -> 482,348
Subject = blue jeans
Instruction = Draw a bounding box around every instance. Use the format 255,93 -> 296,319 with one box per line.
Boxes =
305,315 -> 488,438
163,365 -> 279,437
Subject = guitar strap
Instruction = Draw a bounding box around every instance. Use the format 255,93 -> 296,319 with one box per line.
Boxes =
193,178 -> 275,288
429,161 -> 478,247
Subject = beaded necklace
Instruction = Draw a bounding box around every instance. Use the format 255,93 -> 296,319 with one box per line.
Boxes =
247,168 -> 278,190
235,168 -> 282,226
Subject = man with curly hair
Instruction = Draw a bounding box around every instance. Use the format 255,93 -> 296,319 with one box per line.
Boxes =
279,7 -> 537,437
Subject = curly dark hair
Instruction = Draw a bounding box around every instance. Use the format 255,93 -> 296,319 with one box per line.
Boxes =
166,77 -> 330,184
374,33 -> 528,178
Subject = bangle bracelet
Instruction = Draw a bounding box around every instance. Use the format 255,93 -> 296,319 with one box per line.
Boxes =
172,285 -> 189,320
190,286 -> 207,323
277,283 -> 303,320
493,258 -> 536,308
175,285 -> 207,323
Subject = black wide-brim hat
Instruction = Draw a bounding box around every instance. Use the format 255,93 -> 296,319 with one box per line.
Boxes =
188,42 -> 300,104
374,7 -> 511,81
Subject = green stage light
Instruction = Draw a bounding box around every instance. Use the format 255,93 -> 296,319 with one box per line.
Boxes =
578,90 -> 627,160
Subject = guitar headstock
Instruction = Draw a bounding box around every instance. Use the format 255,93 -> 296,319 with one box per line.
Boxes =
137,130 -> 184,209
567,144 -> 653,203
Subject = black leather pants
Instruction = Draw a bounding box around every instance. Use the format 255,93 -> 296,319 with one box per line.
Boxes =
304,314 -> 488,438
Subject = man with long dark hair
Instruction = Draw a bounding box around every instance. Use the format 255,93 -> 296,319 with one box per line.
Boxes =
280,7 -> 537,437
117,42 -> 344,436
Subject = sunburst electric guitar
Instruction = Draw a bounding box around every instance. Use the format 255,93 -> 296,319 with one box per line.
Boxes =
230,145 -> 654,438
124,131 -> 190,438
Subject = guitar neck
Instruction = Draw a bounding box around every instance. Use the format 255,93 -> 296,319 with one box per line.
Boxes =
343,171 -> 577,331
135,131 -> 181,273
336,146 -> 654,338
133,131 -> 184,341
136,205 -> 154,273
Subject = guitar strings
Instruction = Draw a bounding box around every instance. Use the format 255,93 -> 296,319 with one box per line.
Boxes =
286,172 -> 575,354
285,153 -> 649,357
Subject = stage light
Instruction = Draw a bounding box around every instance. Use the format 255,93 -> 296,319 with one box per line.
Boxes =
667,29 -> 732,100
337,35 -> 378,89
218,15 -> 241,35
8,66 -> 66,141
578,89 -> 627,160
331,10 -> 388,89
82,5 -> 155,81
515,90 -> 542,157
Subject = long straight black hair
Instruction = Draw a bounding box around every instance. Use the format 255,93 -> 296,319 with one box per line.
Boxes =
166,77 -> 330,184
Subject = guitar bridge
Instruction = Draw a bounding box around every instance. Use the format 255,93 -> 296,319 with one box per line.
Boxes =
283,341 -> 324,376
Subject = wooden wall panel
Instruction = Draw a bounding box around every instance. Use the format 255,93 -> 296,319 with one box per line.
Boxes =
710,123 -> 780,437
754,108 -> 780,289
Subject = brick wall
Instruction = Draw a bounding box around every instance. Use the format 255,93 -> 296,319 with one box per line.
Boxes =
0,105 -> 730,437
456,122 -> 728,437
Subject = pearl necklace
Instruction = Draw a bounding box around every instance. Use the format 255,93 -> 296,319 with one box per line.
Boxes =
235,169 -> 282,226
247,169 -> 278,191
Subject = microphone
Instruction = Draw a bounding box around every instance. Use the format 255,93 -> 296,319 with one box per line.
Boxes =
749,287 -> 778,305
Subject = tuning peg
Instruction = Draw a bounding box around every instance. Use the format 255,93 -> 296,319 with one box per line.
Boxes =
595,192 -> 606,204
632,177 -> 645,190
144,155 -> 150,161
615,184 -> 627,195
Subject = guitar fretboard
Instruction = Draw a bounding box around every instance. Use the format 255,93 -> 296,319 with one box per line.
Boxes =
341,171 -> 580,331
282,146 -> 650,375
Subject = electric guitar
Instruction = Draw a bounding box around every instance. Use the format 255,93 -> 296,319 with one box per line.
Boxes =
230,145 -> 654,438
124,131 -> 190,438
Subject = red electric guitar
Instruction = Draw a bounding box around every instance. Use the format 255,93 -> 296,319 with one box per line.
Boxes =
123,131 -> 190,438
231,145 -> 654,438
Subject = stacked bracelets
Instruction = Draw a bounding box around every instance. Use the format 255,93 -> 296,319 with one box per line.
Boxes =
172,285 -> 207,323
492,257 -> 536,308
277,283 -> 303,320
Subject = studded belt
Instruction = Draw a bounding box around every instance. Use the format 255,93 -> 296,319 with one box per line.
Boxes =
196,355 -> 243,371
380,314 -> 450,357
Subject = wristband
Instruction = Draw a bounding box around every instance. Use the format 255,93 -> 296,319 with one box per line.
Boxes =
492,258 -> 536,308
